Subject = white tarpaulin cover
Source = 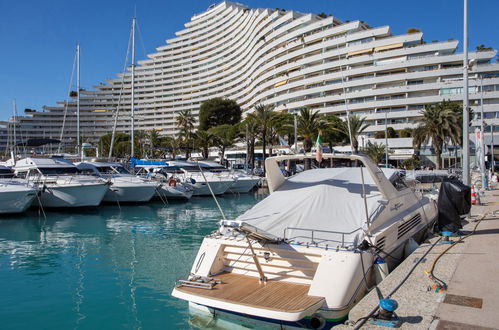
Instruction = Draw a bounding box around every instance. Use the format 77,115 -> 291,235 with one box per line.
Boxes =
235,168 -> 395,246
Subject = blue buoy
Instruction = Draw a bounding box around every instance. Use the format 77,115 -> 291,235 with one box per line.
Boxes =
440,231 -> 455,244
380,299 -> 398,312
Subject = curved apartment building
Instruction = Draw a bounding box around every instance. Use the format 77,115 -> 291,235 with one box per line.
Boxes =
5,1 -> 499,152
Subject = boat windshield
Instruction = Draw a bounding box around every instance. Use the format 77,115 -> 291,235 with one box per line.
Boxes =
206,165 -> 227,172
178,166 -> 201,172
38,167 -> 80,175
96,165 -> 130,175
0,168 -> 14,178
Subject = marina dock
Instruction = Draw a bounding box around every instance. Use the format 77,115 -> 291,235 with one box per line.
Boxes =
343,187 -> 499,329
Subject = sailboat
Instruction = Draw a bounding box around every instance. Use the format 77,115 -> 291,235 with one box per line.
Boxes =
172,153 -> 438,328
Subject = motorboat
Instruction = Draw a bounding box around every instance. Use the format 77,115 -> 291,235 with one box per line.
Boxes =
172,153 -> 438,329
163,160 -> 235,196
0,165 -> 37,214
13,158 -> 108,208
134,164 -> 194,201
76,161 -> 157,203
197,161 -> 261,193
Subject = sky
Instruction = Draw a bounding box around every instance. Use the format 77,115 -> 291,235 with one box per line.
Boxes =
0,0 -> 498,121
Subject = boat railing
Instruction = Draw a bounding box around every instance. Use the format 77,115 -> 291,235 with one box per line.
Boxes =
283,227 -> 364,248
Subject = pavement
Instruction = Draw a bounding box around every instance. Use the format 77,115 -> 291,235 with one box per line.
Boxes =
339,186 -> 499,329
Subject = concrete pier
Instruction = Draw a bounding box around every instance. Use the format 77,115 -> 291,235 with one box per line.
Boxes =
340,188 -> 499,329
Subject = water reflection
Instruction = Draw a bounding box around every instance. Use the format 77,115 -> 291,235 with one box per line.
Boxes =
0,193 -> 262,329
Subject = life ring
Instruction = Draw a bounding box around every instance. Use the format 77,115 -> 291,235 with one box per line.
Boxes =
168,178 -> 177,187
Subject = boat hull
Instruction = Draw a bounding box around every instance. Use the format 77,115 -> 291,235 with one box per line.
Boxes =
189,180 -> 232,196
103,182 -> 156,202
34,183 -> 108,208
156,184 -> 193,200
227,177 -> 261,193
188,302 -> 347,330
0,185 -> 37,214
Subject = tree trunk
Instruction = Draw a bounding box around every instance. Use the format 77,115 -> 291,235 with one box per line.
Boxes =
303,138 -> 313,170
262,130 -> 267,174
250,139 -> 255,171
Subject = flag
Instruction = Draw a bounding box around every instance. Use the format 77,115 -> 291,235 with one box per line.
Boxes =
315,133 -> 323,162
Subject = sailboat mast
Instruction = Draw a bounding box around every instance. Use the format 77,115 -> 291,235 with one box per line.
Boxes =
12,99 -> 17,160
76,43 -> 81,156
130,17 -> 136,158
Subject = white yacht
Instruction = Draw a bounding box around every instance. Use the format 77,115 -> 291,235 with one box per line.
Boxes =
164,160 -> 234,196
134,165 -> 194,201
13,158 -> 108,208
76,161 -> 157,203
172,153 -> 438,329
197,161 -> 261,193
0,165 -> 37,214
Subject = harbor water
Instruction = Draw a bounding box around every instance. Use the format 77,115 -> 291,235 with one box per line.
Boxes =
0,194 -> 262,330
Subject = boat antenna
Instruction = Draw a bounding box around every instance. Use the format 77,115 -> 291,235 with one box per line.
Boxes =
338,34 -> 355,153
109,22 -> 134,159
196,161 -> 227,221
58,49 -> 78,154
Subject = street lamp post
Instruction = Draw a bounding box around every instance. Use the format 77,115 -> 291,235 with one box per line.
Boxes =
293,112 -> 298,153
462,0 -> 470,186
479,76 -> 487,189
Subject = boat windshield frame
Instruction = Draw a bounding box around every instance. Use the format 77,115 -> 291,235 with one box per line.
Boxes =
96,165 -> 131,175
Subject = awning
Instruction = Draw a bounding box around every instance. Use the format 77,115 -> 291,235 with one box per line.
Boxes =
274,80 -> 288,87
374,43 -> 404,52
388,148 -> 414,160
347,48 -> 373,57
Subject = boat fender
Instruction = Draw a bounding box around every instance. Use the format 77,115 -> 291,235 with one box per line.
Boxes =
168,178 -> 177,187
190,178 -> 196,184
309,313 -> 326,329
374,257 -> 389,284
404,238 -> 419,257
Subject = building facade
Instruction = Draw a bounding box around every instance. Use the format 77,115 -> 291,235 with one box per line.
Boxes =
3,1 -> 499,156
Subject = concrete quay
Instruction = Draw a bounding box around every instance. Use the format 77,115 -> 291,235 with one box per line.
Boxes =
339,188 -> 499,329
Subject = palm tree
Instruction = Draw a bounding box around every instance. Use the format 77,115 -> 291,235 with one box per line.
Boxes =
296,108 -> 327,170
268,112 -> 293,155
334,114 -> 370,153
241,116 -> 259,170
297,108 -> 327,152
363,141 -> 387,164
194,130 -> 214,159
413,101 -> 461,169
248,103 -> 274,173
176,110 -> 196,158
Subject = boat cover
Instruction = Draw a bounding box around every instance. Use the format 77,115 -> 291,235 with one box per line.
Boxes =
233,168 -> 394,247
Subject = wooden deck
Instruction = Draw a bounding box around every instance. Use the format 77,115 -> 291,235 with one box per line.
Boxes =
175,272 -> 324,313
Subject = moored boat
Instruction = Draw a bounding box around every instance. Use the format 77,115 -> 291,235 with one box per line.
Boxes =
197,161 -> 261,193
172,153 -> 438,328
76,161 -> 158,203
164,160 -> 235,196
0,165 -> 37,214
13,158 -> 108,208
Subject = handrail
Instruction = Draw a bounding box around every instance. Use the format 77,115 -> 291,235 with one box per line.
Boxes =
283,226 -> 364,248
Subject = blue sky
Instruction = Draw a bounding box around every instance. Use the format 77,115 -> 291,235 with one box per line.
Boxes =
1,0 -> 497,120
